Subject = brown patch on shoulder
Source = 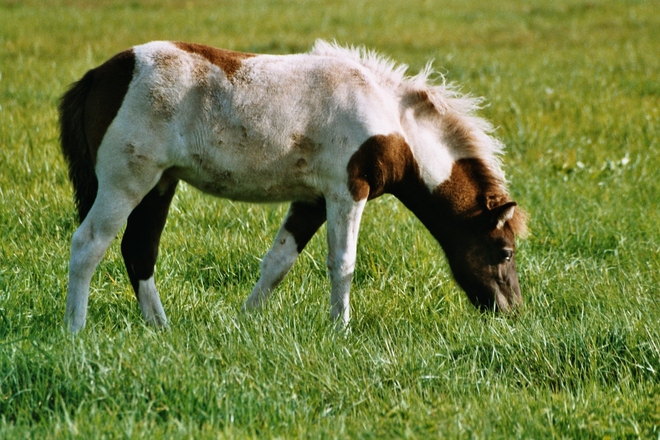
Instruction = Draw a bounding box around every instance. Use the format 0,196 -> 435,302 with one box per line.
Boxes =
174,42 -> 255,80
436,158 -> 509,217
347,133 -> 416,201
84,49 -> 136,162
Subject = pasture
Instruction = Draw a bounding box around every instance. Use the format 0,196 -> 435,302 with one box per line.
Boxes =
1,0 -> 659,437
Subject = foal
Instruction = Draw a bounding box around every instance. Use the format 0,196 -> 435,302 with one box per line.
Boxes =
59,40 -> 527,332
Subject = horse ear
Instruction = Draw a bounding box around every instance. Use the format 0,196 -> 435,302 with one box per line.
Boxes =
491,202 -> 517,230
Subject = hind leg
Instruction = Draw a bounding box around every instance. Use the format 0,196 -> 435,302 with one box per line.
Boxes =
65,186 -> 146,333
243,199 -> 326,311
121,178 -> 178,327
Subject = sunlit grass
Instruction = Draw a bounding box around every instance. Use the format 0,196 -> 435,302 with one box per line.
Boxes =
1,0 -> 659,438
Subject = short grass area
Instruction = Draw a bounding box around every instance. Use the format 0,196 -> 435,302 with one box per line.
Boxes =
1,0 -> 659,437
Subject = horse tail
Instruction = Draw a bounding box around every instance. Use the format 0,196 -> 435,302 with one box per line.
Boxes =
59,71 -> 98,223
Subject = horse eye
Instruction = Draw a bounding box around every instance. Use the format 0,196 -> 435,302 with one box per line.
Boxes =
501,249 -> 513,262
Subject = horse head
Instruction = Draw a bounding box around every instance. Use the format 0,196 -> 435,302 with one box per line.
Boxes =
440,200 -> 525,313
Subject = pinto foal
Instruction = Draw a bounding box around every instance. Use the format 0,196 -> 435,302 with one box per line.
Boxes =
59,40 -> 527,333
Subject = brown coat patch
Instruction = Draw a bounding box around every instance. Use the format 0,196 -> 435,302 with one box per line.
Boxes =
84,49 -> 136,162
435,158 -> 507,217
174,42 -> 255,80
346,133 -> 415,201
435,158 -> 527,235
347,136 -> 526,236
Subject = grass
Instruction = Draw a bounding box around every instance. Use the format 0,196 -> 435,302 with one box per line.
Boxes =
1,0 -> 659,437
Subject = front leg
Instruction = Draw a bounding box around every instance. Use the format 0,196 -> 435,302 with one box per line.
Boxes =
325,197 -> 367,327
243,200 -> 326,311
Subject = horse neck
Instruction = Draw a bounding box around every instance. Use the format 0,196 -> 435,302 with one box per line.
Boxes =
391,155 -> 502,248
391,179 -> 456,246
397,96 -> 510,221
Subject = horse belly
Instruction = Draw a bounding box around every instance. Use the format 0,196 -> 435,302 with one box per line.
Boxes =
171,138 -> 322,203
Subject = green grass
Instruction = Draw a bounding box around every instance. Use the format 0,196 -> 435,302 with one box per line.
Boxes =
1,0 -> 659,437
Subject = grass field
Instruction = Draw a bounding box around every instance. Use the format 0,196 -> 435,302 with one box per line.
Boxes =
1,0 -> 659,437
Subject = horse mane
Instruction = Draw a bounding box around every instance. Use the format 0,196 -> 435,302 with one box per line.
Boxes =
310,40 -> 504,174
310,40 -> 528,237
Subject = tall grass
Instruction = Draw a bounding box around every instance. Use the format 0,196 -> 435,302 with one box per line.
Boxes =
1,0 -> 659,437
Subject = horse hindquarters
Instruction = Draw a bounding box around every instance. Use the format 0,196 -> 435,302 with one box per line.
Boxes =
65,185 -> 144,332
65,150 -> 170,332
60,47 -> 174,332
